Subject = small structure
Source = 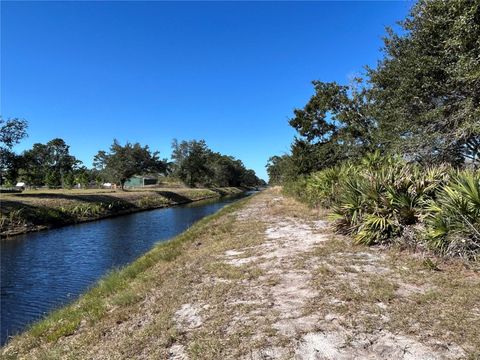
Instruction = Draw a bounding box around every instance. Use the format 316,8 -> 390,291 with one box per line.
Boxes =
124,176 -> 158,188
15,182 -> 26,190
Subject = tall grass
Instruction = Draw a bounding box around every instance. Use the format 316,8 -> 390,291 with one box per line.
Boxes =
284,152 -> 479,259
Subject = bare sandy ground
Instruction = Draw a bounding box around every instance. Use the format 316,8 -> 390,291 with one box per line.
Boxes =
169,191 -> 467,359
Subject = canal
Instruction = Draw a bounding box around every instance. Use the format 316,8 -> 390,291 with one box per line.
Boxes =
0,192 -> 251,345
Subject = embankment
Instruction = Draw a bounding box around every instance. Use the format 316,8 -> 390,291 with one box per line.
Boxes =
0,187 -> 244,237
2,188 -> 478,359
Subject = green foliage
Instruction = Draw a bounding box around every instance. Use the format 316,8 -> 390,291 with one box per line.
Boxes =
1,122 -> 261,189
0,117 -> 28,149
171,139 -> 263,188
94,139 -> 166,189
287,79 -> 375,174
266,155 -> 296,185
63,172 -> 75,189
18,138 -> 81,187
0,117 -> 28,185
45,171 -> 61,189
75,200 -> 132,216
285,153 -> 478,258
269,0 -> 479,190
425,171 -> 480,259
283,176 -> 308,202
74,169 -> 90,188
368,0 -> 480,165
171,139 -> 212,187
267,1 -> 479,259
67,203 -> 105,218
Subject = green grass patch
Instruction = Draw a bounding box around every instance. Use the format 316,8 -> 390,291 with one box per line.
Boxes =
5,195 -> 253,351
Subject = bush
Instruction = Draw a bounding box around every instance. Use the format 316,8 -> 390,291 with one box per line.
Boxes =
426,171 -> 480,259
284,153 -> 478,258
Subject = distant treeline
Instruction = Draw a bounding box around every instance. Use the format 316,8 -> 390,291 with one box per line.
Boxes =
0,121 -> 264,189
266,0 -> 479,259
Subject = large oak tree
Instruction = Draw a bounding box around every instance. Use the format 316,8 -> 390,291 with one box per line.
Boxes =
94,140 -> 166,189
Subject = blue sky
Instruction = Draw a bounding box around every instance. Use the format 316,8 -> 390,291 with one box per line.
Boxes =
1,1 -> 412,180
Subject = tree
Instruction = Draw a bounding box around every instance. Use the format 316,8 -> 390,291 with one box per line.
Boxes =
46,138 -> 80,187
368,0 -> 480,165
18,143 -> 50,186
171,139 -> 213,187
270,0 -> 479,182
171,139 -> 263,188
63,172 -> 76,189
266,155 -> 296,185
74,167 -> 91,188
241,169 -> 260,187
0,151 -> 22,186
288,80 -> 376,174
18,139 -> 80,187
94,139 -> 166,189
0,117 -> 28,149
45,170 -> 61,189
207,153 -> 242,187
0,117 -> 28,185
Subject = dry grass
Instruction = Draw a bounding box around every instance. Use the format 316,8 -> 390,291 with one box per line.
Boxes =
305,235 -> 480,357
0,186 -> 243,237
2,188 -> 479,359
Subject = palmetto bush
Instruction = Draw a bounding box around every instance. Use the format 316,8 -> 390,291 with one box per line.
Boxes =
305,164 -> 354,208
329,158 -> 446,245
426,171 -> 480,259
284,153 -> 480,258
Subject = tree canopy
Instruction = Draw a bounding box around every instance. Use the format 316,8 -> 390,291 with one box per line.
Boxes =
0,117 -> 28,185
19,138 -> 81,187
171,139 -> 264,188
94,140 -> 166,189
269,0 -> 480,183
368,0 -> 480,165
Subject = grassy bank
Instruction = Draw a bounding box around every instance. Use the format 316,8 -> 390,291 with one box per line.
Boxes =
2,188 -> 478,359
0,187 -> 244,237
1,193 -> 253,359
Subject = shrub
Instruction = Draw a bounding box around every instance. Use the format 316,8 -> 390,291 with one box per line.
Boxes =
283,153 -> 479,258
425,171 -> 480,259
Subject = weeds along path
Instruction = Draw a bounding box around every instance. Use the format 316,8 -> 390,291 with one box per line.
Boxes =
169,189 -> 475,360
3,188 -> 478,359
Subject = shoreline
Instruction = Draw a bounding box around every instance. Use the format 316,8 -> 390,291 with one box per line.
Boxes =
0,187 -> 246,238
1,193 -> 254,352
2,188 -> 477,358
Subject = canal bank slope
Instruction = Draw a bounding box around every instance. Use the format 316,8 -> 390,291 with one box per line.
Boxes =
2,188 -> 479,359
0,187 -> 244,237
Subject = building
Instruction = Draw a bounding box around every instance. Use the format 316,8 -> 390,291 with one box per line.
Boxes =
124,175 -> 158,188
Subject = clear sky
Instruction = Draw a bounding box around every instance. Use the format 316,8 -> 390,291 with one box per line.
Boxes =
1,1 -> 412,181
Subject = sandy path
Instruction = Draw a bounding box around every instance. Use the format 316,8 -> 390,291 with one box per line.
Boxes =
171,191 -> 465,359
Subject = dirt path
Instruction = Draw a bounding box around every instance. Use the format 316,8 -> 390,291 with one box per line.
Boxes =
168,190 -> 472,359
3,188 -> 478,359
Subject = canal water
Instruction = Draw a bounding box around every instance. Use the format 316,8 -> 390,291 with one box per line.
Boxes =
0,192 -> 251,345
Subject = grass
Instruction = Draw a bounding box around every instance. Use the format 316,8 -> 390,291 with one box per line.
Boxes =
1,194 -> 255,358
2,188 -> 479,359
305,234 -> 480,356
0,186 -> 244,237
